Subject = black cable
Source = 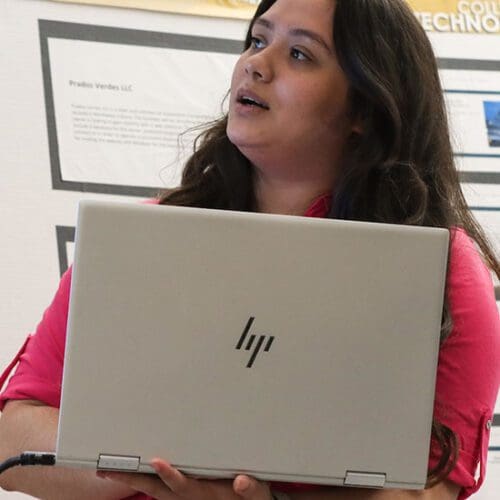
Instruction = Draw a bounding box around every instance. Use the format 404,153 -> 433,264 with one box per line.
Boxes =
0,456 -> 21,474
0,452 -> 55,475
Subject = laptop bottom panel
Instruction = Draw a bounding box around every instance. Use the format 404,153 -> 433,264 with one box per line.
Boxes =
55,455 -> 423,490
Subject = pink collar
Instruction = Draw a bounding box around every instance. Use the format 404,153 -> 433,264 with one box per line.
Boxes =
303,194 -> 332,218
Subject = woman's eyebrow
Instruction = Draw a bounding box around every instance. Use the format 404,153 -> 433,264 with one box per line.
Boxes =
254,17 -> 332,54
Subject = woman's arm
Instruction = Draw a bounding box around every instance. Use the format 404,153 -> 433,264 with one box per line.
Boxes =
0,400 -> 136,500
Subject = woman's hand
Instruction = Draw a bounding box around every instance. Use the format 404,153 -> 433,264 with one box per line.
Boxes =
96,458 -> 273,500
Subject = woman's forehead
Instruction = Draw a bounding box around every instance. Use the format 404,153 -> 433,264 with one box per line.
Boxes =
256,0 -> 336,37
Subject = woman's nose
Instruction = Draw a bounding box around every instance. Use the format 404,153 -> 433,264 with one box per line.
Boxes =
244,53 -> 273,82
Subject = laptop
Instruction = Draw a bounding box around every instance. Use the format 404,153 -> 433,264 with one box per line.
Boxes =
55,200 -> 449,490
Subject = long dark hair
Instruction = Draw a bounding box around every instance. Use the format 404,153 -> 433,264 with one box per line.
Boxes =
159,0 -> 500,486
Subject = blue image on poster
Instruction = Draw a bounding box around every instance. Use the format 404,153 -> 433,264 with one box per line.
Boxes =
484,101 -> 500,147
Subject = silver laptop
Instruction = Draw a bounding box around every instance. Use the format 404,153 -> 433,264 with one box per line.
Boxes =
56,200 -> 449,490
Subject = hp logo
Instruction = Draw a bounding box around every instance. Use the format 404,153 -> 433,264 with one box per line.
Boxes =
235,317 -> 275,368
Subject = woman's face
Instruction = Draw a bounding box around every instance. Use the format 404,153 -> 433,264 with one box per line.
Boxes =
227,0 -> 355,180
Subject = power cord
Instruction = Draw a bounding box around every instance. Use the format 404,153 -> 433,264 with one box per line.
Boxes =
0,452 -> 55,475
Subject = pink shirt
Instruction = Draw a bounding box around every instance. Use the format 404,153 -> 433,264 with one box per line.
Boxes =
1,197 -> 499,499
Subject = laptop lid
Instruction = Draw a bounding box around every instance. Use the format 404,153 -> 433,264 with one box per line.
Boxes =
56,200 -> 449,489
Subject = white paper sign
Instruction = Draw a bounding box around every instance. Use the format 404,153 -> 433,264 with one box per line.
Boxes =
42,21 -> 240,193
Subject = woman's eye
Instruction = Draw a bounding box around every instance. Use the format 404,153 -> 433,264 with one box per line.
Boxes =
250,37 -> 265,50
290,48 -> 310,61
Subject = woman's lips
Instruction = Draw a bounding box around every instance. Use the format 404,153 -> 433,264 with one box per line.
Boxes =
236,88 -> 270,110
234,100 -> 270,115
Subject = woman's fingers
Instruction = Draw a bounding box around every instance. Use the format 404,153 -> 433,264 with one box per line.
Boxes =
233,474 -> 271,499
97,470 -> 175,499
151,458 -> 192,494
99,459 -> 222,499
98,462 -> 272,500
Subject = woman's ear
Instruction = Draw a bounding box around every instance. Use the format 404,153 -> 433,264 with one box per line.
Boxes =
349,111 -> 363,135
351,121 -> 363,135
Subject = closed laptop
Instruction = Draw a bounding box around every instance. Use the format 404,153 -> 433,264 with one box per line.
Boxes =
56,200 -> 449,489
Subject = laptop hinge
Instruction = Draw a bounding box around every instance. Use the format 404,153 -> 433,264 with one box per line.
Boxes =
344,471 -> 386,488
97,454 -> 140,471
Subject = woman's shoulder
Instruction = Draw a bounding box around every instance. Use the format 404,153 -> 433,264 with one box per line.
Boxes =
444,226 -> 499,354
448,227 -> 495,288
449,226 -> 479,256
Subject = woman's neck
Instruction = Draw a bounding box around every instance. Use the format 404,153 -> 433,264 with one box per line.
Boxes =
253,171 -> 333,216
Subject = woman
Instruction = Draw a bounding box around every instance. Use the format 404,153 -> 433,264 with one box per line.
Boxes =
0,0 -> 498,499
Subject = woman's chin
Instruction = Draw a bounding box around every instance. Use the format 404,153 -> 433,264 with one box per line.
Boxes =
230,141 -> 268,164
228,133 -> 263,154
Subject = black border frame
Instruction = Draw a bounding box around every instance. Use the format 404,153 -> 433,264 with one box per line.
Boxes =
39,19 -> 243,197
441,59 -> 500,183
56,225 -> 75,276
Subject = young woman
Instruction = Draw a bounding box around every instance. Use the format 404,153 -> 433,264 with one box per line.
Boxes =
1,1 -> 499,499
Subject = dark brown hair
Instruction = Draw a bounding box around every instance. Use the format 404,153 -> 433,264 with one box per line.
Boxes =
159,0 -> 499,485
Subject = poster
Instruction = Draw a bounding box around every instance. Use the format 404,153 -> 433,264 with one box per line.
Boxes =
409,0 -> 499,34
40,20 -> 241,195
441,63 -> 500,173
